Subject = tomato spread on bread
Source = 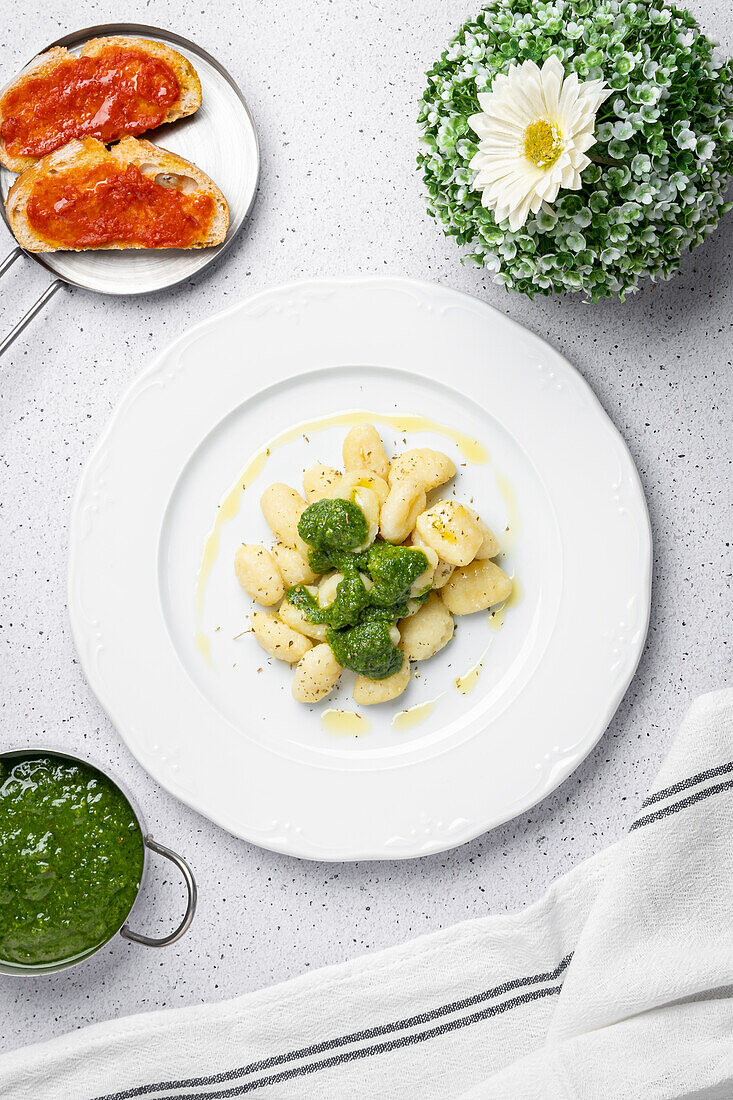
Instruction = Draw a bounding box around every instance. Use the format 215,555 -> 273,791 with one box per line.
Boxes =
1,47 -> 180,158
26,162 -> 215,248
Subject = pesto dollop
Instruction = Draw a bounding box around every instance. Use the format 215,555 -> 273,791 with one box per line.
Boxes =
288,573 -> 371,630
298,498 -> 368,567
291,499 -> 431,679
366,542 -> 430,606
327,621 -> 403,680
0,754 -> 144,967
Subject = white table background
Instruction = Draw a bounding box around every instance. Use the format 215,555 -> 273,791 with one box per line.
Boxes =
0,0 -> 730,1055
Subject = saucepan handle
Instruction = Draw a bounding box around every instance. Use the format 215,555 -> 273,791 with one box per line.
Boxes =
121,836 -> 198,948
0,247 -> 64,358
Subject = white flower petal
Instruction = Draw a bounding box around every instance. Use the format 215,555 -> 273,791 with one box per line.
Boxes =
490,103 -> 534,130
508,200 -> 532,231
541,55 -> 565,82
468,113 -> 492,139
535,175 -> 561,202
567,144 -> 593,167
468,56 -> 607,230
560,164 -> 580,188
476,91 -> 498,112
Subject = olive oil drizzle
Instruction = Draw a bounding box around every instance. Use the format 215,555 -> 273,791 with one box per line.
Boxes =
392,698 -> 440,731
488,576 -> 524,632
321,709 -> 371,736
455,651 -> 488,695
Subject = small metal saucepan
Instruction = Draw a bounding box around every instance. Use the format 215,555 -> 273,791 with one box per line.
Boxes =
0,747 -> 197,976
0,22 -> 260,357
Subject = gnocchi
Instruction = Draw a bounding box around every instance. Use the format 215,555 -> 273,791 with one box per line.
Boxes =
279,594 -> 329,641
399,593 -> 454,661
343,424 -> 390,479
465,507 -> 500,560
380,477 -> 426,543
432,560 -> 455,589
250,611 -> 313,662
440,560 -> 513,615
415,500 -> 483,566
409,544 -> 439,596
350,485 -> 380,548
339,469 -> 390,506
233,422 -> 518,713
271,542 -> 318,586
317,572 -> 343,608
411,531 -> 454,589
292,644 -> 342,703
388,448 -> 456,491
353,651 -> 410,705
260,484 -> 308,551
303,462 -> 341,502
234,544 -> 284,606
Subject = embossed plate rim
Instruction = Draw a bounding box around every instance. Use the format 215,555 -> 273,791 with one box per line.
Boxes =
67,277 -> 652,860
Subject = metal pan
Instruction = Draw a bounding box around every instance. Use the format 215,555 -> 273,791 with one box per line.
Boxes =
0,747 -> 197,975
0,23 -> 260,356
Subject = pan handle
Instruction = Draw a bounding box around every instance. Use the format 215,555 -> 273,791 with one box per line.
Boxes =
0,247 -> 64,358
0,246 -> 22,277
120,836 -> 197,948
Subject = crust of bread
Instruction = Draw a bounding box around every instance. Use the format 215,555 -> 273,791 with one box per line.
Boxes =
0,37 -> 202,172
5,136 -> 229,252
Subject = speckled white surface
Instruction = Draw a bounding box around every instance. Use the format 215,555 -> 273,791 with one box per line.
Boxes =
0,0 -> 731,1056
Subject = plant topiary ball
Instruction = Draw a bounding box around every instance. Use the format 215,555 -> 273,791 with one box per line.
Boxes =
418,0 -> 733,300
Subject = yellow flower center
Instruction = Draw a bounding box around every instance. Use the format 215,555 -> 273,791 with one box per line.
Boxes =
523,118 -> 563,168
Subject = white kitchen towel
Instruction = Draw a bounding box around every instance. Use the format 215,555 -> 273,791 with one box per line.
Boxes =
1,688 -> 732,1100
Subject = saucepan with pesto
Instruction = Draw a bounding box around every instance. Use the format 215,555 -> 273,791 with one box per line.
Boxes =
0,750 -> 196,975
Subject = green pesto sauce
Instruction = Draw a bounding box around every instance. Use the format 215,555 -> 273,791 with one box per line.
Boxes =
366,542 -> 430,606
289,573 -> 371,630
291,500 -> 431,679
298,498 -> 368,560
327,621 -> 404,680
0,755 -> 144,967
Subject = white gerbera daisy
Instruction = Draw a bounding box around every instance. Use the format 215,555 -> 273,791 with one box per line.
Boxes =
468,55 -> 610,231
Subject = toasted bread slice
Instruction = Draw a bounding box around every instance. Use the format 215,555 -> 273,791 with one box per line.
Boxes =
6,136 -> 229,252
0,37 -> 202,172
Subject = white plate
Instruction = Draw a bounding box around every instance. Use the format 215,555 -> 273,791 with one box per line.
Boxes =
68,278 -> 652,860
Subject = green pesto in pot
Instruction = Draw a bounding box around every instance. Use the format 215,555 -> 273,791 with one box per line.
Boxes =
0,754 -> 144,968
